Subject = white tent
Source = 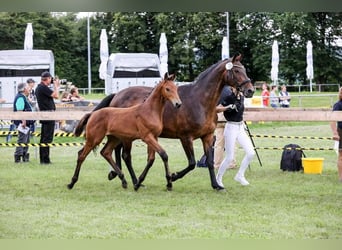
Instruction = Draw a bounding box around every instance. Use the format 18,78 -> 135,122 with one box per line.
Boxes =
271,40 -> 279,86
159,33 -> 168,77
306,41 -> 314,92
221,37 -> 229,60
99,29 -> 109,80
24,23 -> 33,50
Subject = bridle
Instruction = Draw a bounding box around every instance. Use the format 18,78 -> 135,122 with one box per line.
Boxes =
225,61 -> 251,92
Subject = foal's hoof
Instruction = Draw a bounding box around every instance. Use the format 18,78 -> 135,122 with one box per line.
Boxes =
122,180 -> 128,189
166,184 -> 173,191
67,183 -> 74,190
108,171 -> 117,181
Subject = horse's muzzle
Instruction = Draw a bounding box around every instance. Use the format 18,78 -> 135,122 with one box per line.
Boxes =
175,102 -> 182,109
244,88 -> 255,98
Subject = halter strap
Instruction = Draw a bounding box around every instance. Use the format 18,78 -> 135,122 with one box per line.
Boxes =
227,63 -> 251,90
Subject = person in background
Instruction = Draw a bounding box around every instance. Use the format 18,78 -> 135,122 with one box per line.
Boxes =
270,85 -> 279,108
26,78 -> 37,134
35,71 -> 60,165
261,82 -> 270,107
60,91 -> 71,102
330,87 -> 342,183
13,82 -> 34,163
69,86 -> 84,102
279,84 -> 291,108
214,85 -> 237,170
216,86 -> 255,188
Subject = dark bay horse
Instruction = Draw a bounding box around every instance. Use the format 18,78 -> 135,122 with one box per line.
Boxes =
68,74 -> 181,190
76,53 -> 254,190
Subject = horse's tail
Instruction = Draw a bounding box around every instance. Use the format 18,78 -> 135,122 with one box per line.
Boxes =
74,93 -> 116,137
92,93 -> 116,112
74,113 -> 91,137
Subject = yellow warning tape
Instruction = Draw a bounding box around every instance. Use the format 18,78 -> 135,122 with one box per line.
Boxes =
0,131 -> 83,137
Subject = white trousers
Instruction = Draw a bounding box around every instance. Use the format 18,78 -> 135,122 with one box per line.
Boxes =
217,122 -> 255,178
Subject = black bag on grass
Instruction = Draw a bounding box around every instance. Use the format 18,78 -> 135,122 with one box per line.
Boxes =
280,144 -> 306,171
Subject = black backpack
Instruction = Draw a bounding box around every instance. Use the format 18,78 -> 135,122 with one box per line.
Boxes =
280,144 -> 306,171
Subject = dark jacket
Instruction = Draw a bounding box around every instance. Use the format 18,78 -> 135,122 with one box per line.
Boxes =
13,93 -> 34,126
219,86 -> 245,122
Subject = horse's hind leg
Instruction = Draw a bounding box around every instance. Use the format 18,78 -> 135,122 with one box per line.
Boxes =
67,145 -> 92,189
108,143 -> 123,181
121,141 -> 140,186
101,137 -> 128,189
170,138 -> 196,182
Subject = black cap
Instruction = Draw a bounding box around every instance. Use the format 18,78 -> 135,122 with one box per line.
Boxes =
41,71 -> 52,78
26,78 -> 35,83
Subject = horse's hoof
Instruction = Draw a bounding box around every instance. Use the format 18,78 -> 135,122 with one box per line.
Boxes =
134,184 -> 140,191
122,181 -> 128,189
67,183 -> 73,189
215,186 -> 226,192
166,185 -> 173,191
171,172 -> 178,182
108,171 -> 117,181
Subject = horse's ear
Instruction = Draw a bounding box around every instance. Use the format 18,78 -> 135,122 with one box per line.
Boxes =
232,53 -> 242,63
164,72 -> 175,81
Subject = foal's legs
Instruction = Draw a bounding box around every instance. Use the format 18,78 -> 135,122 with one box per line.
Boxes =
136,135 -> 172,191
100,136 -> 128,189
134,145 -> 156,191
67,144 -> 94,189
107,142 -> 140,186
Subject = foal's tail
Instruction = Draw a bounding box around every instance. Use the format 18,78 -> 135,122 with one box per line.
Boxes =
74,113 -> 91,137
74,93 -> 116,137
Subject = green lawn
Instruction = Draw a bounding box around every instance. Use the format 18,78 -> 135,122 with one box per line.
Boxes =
0,122 -> 341,239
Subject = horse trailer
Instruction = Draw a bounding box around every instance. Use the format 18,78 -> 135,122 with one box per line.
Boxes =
105,53 -> 162,94
0,49 -> 55,107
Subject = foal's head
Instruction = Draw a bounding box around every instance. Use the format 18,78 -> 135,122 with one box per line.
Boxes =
160,73 -> 182,108
223,53 -> 254,98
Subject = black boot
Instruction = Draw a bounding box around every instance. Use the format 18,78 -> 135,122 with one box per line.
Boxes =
23,153 -> 30,162
14,155 -> 21,163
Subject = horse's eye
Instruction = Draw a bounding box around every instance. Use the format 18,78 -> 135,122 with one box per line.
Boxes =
165,88 -> 170,92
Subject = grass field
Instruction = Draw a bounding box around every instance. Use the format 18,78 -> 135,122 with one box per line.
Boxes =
0,121 -> 341,239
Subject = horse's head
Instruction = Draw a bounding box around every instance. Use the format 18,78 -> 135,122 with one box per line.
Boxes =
161,73 -> 182,108
223,53 -> 254,98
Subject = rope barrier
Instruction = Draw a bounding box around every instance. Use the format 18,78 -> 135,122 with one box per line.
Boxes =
0,141 -> 149,148
255,147 -> 335,151
251,134 -> 333,140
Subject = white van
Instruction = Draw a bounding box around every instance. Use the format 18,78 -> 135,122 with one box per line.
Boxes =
0,49 -> 55,107
105,53 -> 162,94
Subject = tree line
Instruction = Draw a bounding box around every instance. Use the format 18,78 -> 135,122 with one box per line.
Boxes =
0,12 -> 341,90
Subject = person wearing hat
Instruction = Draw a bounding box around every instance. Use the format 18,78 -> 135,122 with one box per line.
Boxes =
35,71 -> 60,164
13,82 -> 34,163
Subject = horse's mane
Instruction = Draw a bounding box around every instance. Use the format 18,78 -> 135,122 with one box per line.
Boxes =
194,59 -> 228,84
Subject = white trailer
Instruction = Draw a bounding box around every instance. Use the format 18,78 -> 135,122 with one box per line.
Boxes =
0,49 -> 55,107
105,53 -> 162,94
